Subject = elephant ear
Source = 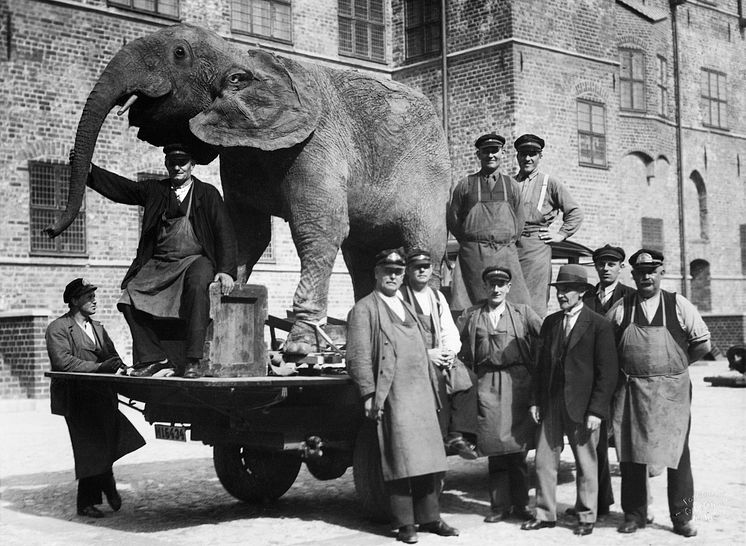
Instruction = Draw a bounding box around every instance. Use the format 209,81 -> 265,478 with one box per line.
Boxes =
190,50 -> 321,151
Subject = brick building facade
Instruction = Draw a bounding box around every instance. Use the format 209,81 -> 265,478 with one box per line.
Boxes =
1,1 -> 744,397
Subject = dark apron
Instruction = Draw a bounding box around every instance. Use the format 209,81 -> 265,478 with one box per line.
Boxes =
119,189 -> 203,319
517,174 -> 551,316
451,177 -> 530,310
475,306 -> 535,456
612,298 -> 691,468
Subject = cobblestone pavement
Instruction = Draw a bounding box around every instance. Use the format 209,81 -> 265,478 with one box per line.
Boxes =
1,360 -> 744,545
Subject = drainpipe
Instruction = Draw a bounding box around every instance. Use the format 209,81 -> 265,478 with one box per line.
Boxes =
440,0 -> 449,140
670,1 -> 688,297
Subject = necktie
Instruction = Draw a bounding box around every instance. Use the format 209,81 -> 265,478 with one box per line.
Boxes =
563,315 -> 573,343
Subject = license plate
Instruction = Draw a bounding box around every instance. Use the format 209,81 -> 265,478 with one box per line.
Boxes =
154,424 -> 188,442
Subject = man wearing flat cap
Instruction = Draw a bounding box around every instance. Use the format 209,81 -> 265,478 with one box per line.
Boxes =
514,133 -> 584,316
457,266 -> 542,523
46,278 -> 145,518
347,249 -> 459,544
606,249 -> 710,537
523,265 -> 617,536
447,133 -> 530,312
76,144 -> 237,378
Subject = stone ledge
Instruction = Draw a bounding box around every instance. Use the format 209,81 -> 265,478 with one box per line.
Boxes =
0,309 -> 52,319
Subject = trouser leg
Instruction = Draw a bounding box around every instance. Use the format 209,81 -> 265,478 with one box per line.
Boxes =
388,478 -> 415,529
534,397 -> 563,522
120,304 -> 166,364
181,256 -> 214,360
488,455 -> 512,512
507,451 -> 529,508
77,474 -> 105,511
412,473 -> 442,524
668,424 -> 694,525
567,418 -> 600,523
621,461 -> 648,524
596,420 -> 614,511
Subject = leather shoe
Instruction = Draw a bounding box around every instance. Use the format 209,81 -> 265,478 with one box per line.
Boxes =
512,506 -> 534,521
397,525 -> 418,544
77,505 -> 105,518
521,518 -> 555,530
130,360 -> 173,377
673,521 -> 697,537
183,360 -> 203,379
617,520 -> 643,534
451,439 -> 478,460
574,522 -> 594,536
105,488 -> 122,511
419,519 -> 459,536
565,506 -> 578,516
484,510 -> 510,523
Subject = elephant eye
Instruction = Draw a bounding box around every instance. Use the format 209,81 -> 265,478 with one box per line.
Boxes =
227,72 -> 251,85
174,46 -> 186,59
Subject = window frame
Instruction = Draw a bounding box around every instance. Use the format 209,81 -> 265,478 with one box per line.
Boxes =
656,55 -> 668,118
701,68 -> 728,129
28,160 -> 87,257
230,0 -> 293,44
576,99 -> 608,169
338,0 -> 386,63
404,0 -> 442,61
107,0 -> 180,20
641,217 -> 664,254
619,48 -> 646,112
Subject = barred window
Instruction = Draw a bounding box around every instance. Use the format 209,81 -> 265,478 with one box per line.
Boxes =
339,0 -> 385,63
701,68 -> 727,129
108,0 -> 180,18
577,100 -> 607,168
405,0 -> 441,60
641,217 -> 664,253
620,49 -> 645,111
231,0 -> 292,42
657,55 -> 668,118
29,161 -> 86,256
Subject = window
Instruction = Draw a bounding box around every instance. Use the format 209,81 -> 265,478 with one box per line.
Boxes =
404,0 -> 441,60
701,68 -> 727,128
577,100 -> 607,167
231,0 -> 292,42
620,49 -> 645,111
338,0 -> 385,62
657,55 -> 668,117
29,161 -> 86,256
641,217 -> 664,253
108,0 -> 179,18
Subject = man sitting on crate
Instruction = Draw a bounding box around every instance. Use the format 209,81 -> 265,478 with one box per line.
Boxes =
76,144 -> 237,378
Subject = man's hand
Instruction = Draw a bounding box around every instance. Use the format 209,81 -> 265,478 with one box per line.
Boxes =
364,397 -> 382,421
529,405 -> 541,424
537,227 -> 565,244
98,356 -> 124,374
585,414 -> 602,432
214,272 -> 234,295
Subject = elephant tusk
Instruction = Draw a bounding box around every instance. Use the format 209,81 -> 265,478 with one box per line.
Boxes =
117,94 -> 138,116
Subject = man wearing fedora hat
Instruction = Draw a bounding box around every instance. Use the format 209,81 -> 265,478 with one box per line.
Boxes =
522,265 -> 617,536
447,133 -> 531,312
75,144 -> 237,378
606,249 -> 710,537
46,278 -> 145,518
513,134 -> 583,317
347,249 -> 459,544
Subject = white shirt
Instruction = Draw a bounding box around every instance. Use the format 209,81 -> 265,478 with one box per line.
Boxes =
379,292 -> 406,321
77,320 -> 96,344
563,301 -> 584,335
398,287 -> 461,353
487,302 -> 506,330
597,280 -> 619,306
173,178 -> 193,204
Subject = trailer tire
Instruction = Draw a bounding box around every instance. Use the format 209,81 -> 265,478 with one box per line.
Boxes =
352,421 -> 391,522
305,449 -> 350,481
213,444 -> 301,503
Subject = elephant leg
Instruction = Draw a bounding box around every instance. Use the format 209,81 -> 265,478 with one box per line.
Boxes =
399,211 -> 448,289
341,241 -> 377,302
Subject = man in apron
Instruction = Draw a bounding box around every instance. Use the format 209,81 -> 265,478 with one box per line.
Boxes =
447,133 -> 530,313
347,250 -> 459,544
514,134 -> 583,317
84,144 -> 237,378
606,249 -> 711,538
457,266 -> 542,524
523,265 -> 617,536
399,249 -> 478,460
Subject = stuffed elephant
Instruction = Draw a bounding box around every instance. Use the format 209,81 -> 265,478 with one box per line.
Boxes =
46,23 -> 451,353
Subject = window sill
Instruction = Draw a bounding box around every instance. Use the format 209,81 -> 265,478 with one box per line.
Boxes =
578,162 -> 609,170
339,52 -> 387,65
231,29 -> 293,46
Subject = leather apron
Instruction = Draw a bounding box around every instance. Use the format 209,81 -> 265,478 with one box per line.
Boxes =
119,188 -> 204,319
612,297 -> 691,468
516,174 -> 551,316
451,176 -> 530,310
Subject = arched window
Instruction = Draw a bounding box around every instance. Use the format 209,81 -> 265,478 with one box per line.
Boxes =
689,171 -> 708,240
690,259 -> 711,312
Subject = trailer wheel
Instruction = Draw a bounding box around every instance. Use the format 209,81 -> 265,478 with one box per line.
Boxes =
352,421 -> 391,522
305,449 -> 350,481
213,444 -> 301,503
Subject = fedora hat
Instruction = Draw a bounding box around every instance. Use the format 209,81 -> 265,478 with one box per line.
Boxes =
549,264 -> 593,290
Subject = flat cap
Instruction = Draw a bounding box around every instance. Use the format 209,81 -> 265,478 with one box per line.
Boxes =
549,264 -> 593,290
629,248 -> 664,270
163,143 -> 192,157
482,266 -> 512,283
593,244 -> 626,263
63,277 -> 97,304
475,133 -> 506,149
375,249 -> 406,267
406,249 -> 432,267
514,133 -> 545,152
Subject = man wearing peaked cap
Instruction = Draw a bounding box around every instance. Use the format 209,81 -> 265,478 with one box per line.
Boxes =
447,132 -> 531,313
514,133 -> 583,317
346,248 -> 459,543
524,265 -> 618,536
606,249 -> 711,537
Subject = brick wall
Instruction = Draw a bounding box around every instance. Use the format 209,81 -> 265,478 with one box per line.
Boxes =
702,313 -> 746,356
0,311 -> 51,399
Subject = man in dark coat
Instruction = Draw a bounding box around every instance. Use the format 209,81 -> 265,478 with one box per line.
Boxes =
46,278 -> 146,518
522,265 -> 617,536
82,144 -> 237,378
457,266 -> 542,523
347,250 -> 459,544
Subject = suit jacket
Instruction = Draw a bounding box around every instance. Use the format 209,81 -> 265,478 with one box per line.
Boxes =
533,305 -> 618,422
583,282 -> 636,315
88,165 -> 237,288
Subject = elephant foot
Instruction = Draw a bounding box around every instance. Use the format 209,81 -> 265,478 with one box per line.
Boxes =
283,320 -> 346,356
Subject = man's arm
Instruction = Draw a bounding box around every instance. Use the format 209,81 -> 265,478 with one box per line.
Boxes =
46,325 -> 101,373
549,177 -> 583,239
345,303 -> 376,400
87,164 -> 148,206
507,176 -> 526,237
205,186 -> 238,293
675,294 -> 712,363
446,178 -> 468,240
587,317 -> 619,421
437,291 -> 461,354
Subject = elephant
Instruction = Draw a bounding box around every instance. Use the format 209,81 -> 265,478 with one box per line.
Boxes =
46,23 -> 451,353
